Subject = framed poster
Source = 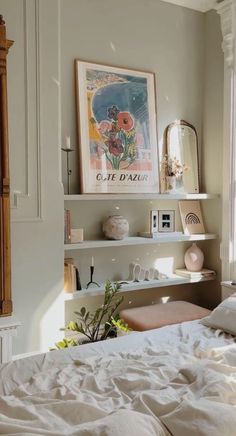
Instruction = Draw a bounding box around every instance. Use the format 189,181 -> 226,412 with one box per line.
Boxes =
75,60 -> 159,193
179,200 -> 205,234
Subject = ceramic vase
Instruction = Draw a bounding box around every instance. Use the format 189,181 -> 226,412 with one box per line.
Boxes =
165,175 -> 177,193
102,215 -> 129,240
184,243 -> 204,272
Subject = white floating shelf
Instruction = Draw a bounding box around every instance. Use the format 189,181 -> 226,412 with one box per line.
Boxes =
64,275 -> 216,300
64,193 -> 219,201
64,234 -> 217,250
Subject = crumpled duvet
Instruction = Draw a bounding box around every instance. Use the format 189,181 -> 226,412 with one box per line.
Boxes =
0,321 -> 235,436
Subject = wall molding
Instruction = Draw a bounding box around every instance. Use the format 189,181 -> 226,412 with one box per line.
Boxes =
160,0 -> 218,12
11,0 -> 43,222
217,0 -> 234,68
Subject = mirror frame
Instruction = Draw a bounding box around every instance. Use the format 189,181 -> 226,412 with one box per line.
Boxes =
0,16 -> 13,316
165,119 -> 200,193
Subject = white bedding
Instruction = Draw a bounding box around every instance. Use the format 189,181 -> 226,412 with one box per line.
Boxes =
0,320 -> 235,435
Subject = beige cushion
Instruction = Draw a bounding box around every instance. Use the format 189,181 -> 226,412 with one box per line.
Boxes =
200,293 -> 236,335
120,301 -> 211,331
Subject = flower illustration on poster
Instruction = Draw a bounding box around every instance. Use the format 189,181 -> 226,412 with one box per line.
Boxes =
75,61 -> 159,193
97,107 -> 136,170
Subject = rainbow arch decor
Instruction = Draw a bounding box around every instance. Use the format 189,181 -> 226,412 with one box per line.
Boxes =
75,60 -> 159,194
179,200 -> 205,234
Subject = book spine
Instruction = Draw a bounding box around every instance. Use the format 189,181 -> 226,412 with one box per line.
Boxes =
64,262 -> 73,292
64,209 -> 71,244
71,264 -> 77,291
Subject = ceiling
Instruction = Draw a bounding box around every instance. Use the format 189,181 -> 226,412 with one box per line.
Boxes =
160,0 -> 219,12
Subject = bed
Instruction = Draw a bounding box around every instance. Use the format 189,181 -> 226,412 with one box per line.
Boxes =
0,314 -> 236,436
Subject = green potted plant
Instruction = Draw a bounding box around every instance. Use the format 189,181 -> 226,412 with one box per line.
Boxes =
52,280 -> 131,350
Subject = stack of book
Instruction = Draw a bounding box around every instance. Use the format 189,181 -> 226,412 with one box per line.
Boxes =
175,268 -> 216,279
64,258 -> 82,292
64,209 -> 71,244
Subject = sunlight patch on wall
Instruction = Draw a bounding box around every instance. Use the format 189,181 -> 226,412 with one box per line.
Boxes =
29,284 -> 65,353
39,291 -> 65,352
154,257 -> 174,276
161,296 -> 170,303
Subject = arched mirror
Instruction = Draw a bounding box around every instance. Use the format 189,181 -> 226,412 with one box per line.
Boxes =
165,120 -> 199,193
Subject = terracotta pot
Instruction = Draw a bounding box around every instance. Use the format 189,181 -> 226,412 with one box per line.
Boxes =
184,243 -> 204,272
102,215 -> 129,240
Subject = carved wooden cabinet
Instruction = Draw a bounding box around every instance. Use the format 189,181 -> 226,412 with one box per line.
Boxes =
0,15 -> 13,316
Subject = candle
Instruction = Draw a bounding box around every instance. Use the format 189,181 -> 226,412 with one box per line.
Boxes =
66,136 -> 71,149
91,256 -> 94,267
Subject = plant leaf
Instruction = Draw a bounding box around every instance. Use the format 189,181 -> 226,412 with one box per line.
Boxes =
80,307 -> 86,318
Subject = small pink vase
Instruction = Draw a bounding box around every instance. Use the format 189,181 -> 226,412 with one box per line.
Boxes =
184,243 -> 204,272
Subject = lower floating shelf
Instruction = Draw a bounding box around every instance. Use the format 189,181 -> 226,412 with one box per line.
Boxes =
64,274 -> 216,300
64,234 -> 217,250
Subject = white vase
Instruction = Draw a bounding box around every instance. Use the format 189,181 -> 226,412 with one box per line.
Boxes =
184,243 -> 204,272
165,175 -> 177,193
102,215 -> 129,240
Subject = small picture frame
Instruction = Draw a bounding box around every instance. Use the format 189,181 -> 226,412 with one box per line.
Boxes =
150,210 -> 158,233
158,210 -> 175,232
178,200 -> 205,234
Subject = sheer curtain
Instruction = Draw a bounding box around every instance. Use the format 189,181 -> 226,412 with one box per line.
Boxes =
217,0 -> 236,283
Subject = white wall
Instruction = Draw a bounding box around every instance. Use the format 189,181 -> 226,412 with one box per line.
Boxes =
60,0 -> 223,320
0,0 -> 64,355
0,0 -> 223,355
61,0 -> 206,192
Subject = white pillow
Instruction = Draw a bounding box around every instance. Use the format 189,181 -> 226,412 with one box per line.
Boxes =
200,293 -> 236,335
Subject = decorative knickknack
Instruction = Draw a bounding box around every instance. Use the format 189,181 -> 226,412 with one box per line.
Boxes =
161,154 -> 189,194
103,215 -> 129,240
165,175 -> 177,193
184,243 -> 204,272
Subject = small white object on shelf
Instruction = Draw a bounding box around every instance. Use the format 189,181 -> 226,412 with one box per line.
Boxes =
150,210 -> 158,233
144,269 -> 150,281
149,267 -> 155,280
153,268 -> 160,280
70,228 -> 83,244
139,268 -> 145,281
132,263 -> 141,282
